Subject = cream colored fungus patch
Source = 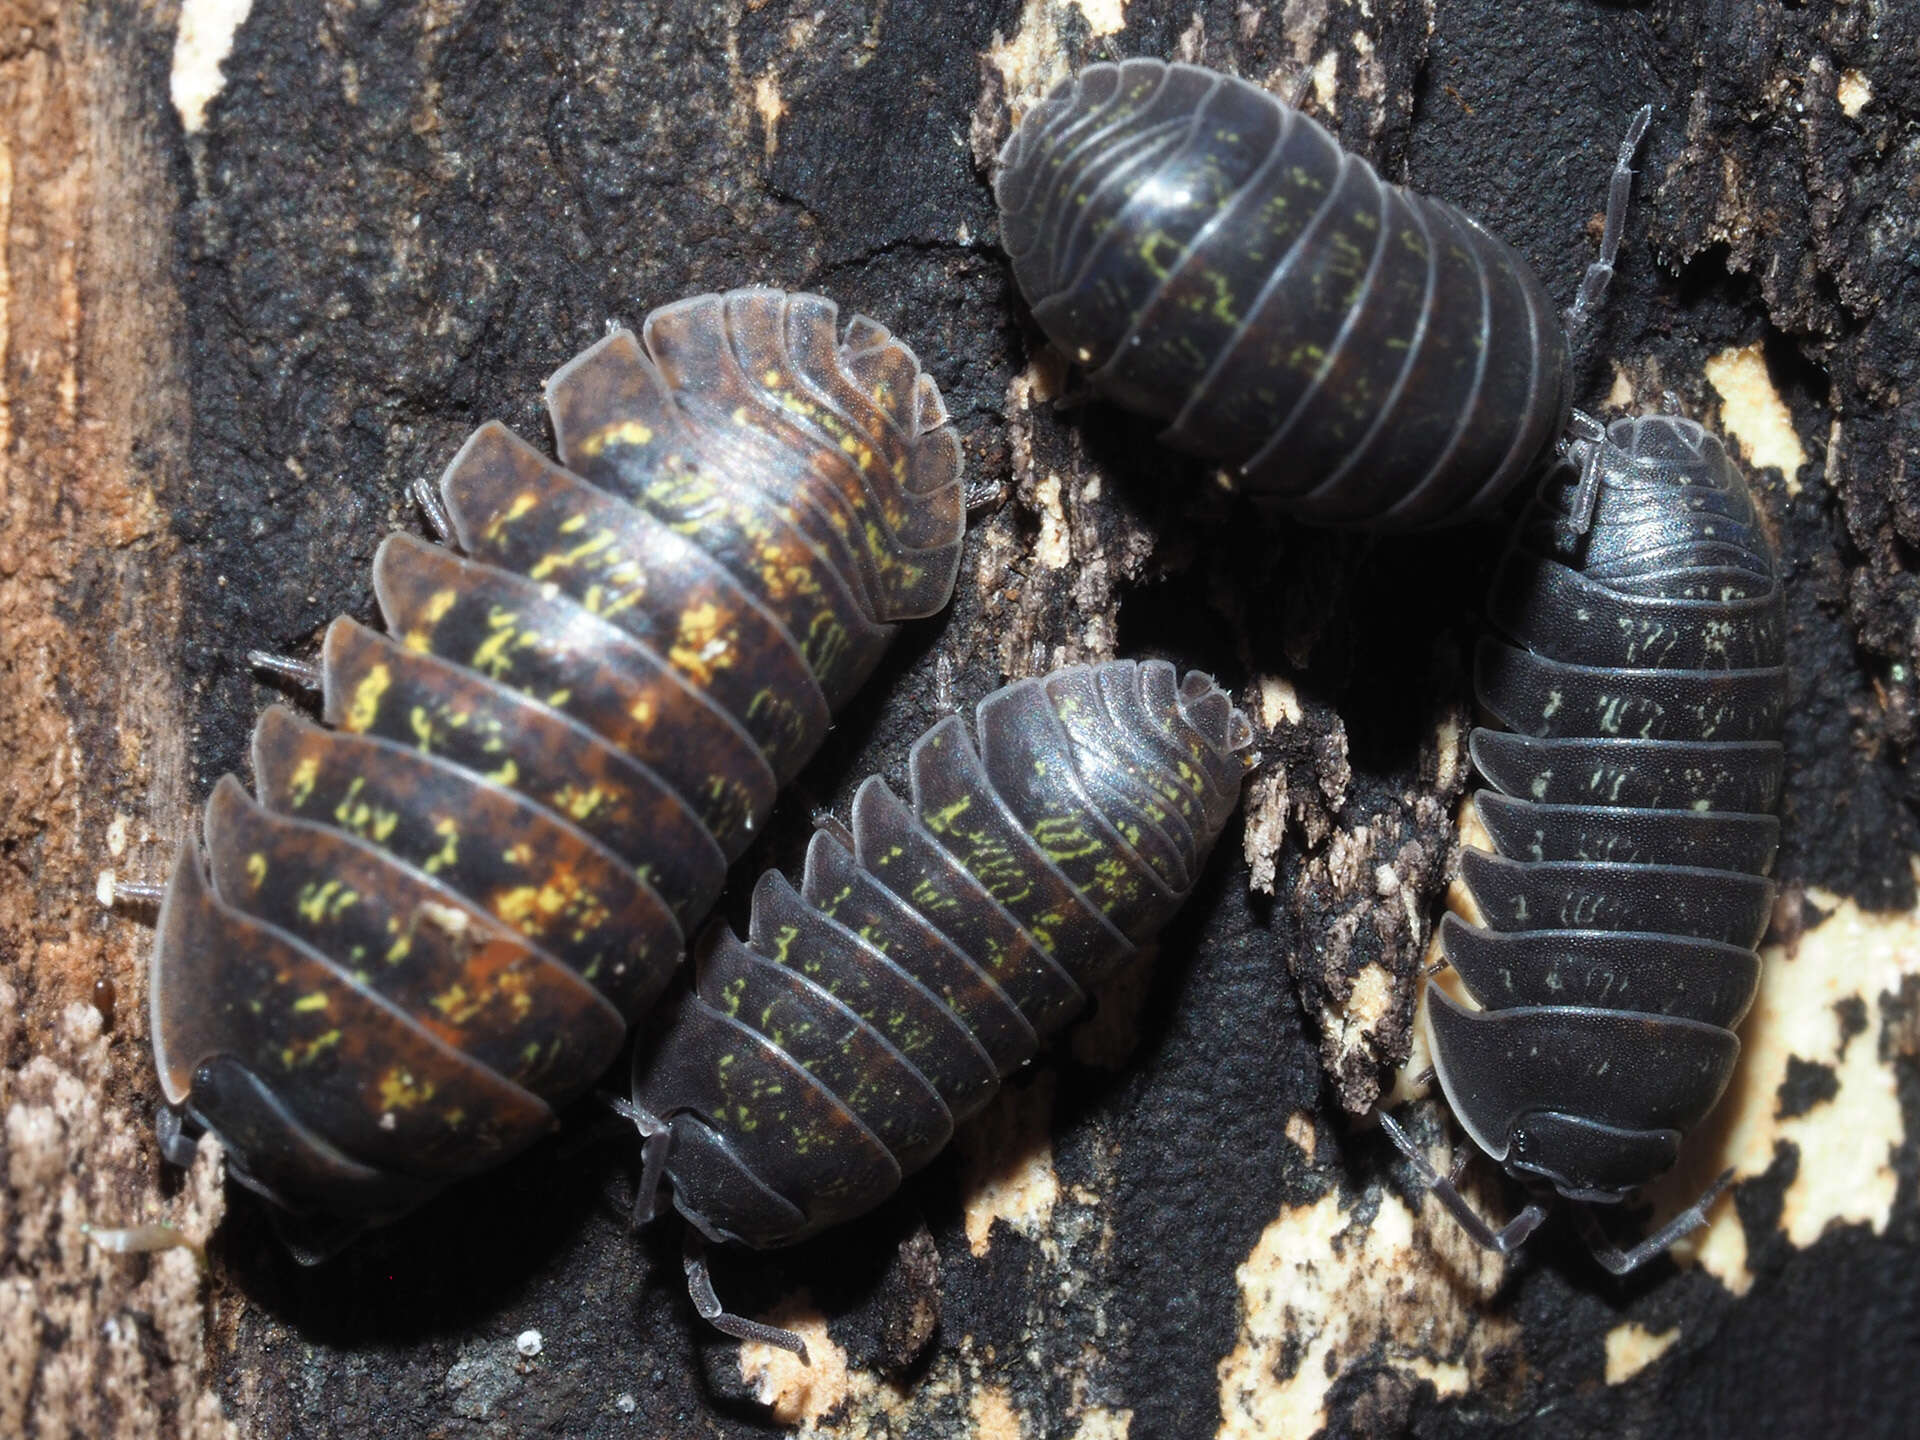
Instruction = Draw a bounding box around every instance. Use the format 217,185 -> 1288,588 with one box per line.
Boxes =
1217,1186 -> 1513,1439
1071,0 -> 1129,37
985,0 -> 1081,118
1604,1322 -> 1679,1385
171,0 -> 255,134
1649,879 -> 1918,1293
1705,342 -> 1808,495
961,1073 -> 1062,1258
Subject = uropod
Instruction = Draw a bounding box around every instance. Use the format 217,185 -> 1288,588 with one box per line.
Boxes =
993,58 -> 1652,530
1382,416 -> 1785,1270
144,288 -> 965,1249
616,659 -> 1254,1356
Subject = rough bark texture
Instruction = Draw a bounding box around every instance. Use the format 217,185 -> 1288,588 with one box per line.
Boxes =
4,0 -> 1918,1436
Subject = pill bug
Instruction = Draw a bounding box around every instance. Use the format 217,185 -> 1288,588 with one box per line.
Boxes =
993,58 -> 1650,530
619,658 -> 1253,1353
1381,415 -> 1785,1271
146,287 -> 965,1244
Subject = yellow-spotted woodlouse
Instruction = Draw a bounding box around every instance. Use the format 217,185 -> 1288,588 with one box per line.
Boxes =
616,657 -> 1253,1355
994,59 -> 1652,530
147,288 -> 965,1247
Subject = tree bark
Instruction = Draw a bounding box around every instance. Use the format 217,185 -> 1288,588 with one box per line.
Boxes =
3,1 -> 1917,1436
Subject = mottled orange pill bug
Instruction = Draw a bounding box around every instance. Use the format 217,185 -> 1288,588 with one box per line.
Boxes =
149,288 -> 965,1250
619,658 -> 1254,1356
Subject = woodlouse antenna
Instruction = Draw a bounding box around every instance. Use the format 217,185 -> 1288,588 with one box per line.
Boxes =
1563,104 -> 1655,346
1575,1168 -> 1735,1276
683,1232 -> 809,1363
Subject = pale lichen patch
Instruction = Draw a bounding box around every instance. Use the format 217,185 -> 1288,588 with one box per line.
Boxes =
1070,0 -> 1128,37
985,0 -> 1078,118
1837,69 -> 1872,118
1649,878 -> 1918,1293
972,1381 -> 1028,1440
960,1073 -> 1061,1257
1071,1406 -> 1133,1439
1704,343 -> 1808,494
171,0 -> 256,134
1035,472 -> 1073,569
1604,1322 -> 1680,1385
753,71 -> 786,160
737,1295 -> 849,1427
1216,1184 -> 1512,1439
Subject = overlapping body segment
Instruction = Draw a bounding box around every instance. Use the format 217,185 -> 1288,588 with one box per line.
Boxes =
148,289 -> 964,1234
630,659 -> 1254,1251
1433,417 -> 1785,1207
995,58 -> 1568,529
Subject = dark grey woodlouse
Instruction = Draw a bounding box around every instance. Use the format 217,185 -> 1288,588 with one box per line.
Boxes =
619,658 -> 1253,1353
144,289 -> 965,1248
1383,415 -> 1785,1271
994,58 -> 1650,530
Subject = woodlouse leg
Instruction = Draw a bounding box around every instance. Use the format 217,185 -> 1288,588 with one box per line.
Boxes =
809,808 -> 857,849
965,476 -> 1010,516
248,649 -> 323,691
409,475 -> 455,543
155,1104 -> 202,1168
1563,104 -> 1655,342
1576,1167 -> 1735,1276
1377,1111 -> 1549,1256
102,875 -> 165,907
683,1231 -> 810,1362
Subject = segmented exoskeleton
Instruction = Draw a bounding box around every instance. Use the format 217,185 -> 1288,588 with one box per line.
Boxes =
148,289 -> 965,1243
622,659 -> 1253,1353
1382,416 -> 1785,1272
994,59 -> 1649,529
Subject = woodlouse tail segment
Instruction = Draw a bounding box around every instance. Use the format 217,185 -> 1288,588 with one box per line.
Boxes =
684,1231 -> 809,1364
1574,1166 -> 1735,1276
1562,104 -> 1655,348
1377,1110 -> 1549,1258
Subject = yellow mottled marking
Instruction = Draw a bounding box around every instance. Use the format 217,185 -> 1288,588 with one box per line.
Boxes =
280,1029 -> 341,1069
577,419 -> 654,456
420,587 -> 459,626
291,993 -> 329,1013
423,816 -> 460,875
378,1067 -> 435,1111
346,665 -> 392,732
287,755 -> 320,808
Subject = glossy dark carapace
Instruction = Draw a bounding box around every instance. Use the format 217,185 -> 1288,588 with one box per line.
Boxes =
995,59 -> 1636,530
149,289 -> 965,1239
1392,416 -> 1785,1270
624,659 -> 1252,1349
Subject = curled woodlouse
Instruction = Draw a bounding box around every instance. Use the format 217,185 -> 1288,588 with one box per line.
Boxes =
618,658 -> 1253,1354
994,58 -> 1650,529
147,288 -> 965,1244
1381,415 -> 1784,1271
